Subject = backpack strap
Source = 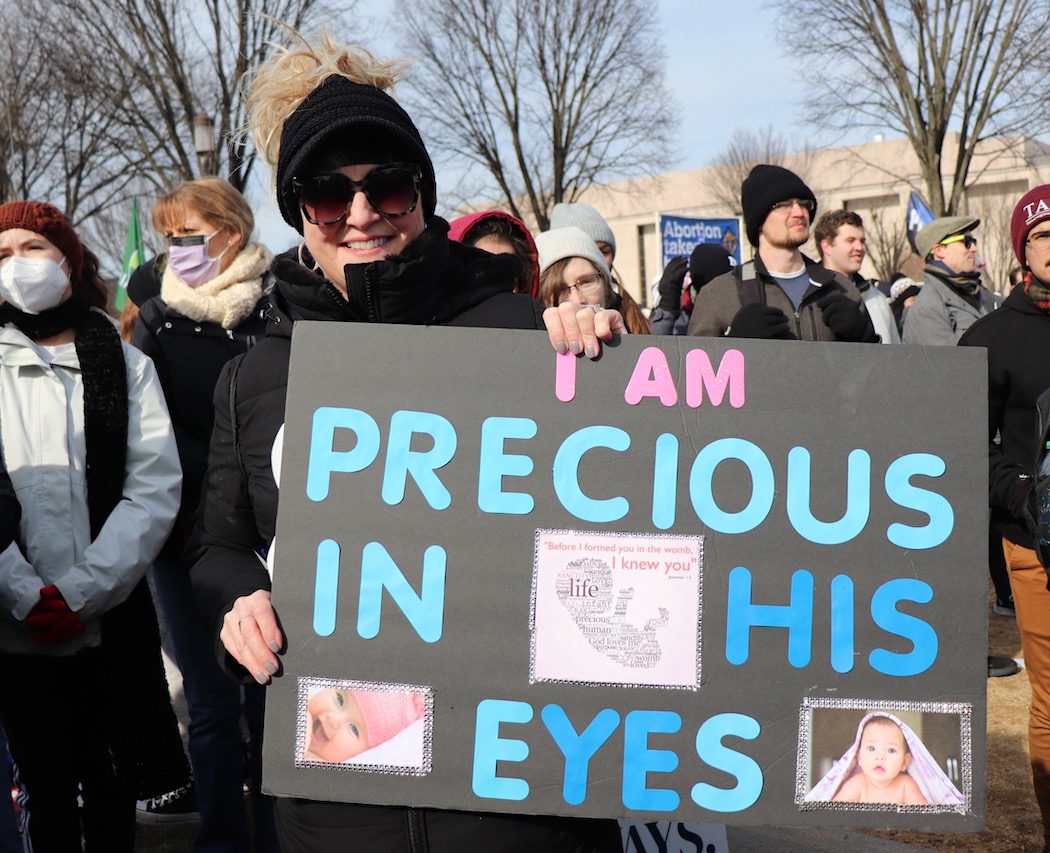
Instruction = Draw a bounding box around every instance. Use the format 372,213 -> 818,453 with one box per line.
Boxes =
733,261 -> 762,306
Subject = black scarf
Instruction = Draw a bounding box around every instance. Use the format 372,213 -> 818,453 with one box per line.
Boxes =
272,217 -> 523,328
0,298 -> 128,531
924,261 -> 984,311
0,299 -> 189,796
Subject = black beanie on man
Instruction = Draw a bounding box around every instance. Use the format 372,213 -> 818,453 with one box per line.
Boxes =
740,164 -> 817,247
276,75 -> 437,232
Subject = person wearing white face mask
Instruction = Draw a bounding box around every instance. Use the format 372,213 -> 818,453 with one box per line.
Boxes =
0,201 -> 186,851
128,178 -> 278,845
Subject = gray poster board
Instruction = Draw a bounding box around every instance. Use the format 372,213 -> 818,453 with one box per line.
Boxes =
262,322 -> 987,832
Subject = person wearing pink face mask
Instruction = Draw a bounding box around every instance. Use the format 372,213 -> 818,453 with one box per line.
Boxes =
128,178 -> 280,847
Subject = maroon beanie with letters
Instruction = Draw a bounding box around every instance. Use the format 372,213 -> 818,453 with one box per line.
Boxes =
1011,185 -> 1050,267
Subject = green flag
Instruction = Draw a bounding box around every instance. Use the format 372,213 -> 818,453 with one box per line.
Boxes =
115,198 -> 145,311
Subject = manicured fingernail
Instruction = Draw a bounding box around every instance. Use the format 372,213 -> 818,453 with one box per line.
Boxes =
264,662 -> 278,675
556,342 -> 568,355
585,345 -> 597,358
255,672 -> 268,685
269,641 -> 280,653
569,341 -> 581,355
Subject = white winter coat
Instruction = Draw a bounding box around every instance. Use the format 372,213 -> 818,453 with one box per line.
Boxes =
0,320 -> 181,655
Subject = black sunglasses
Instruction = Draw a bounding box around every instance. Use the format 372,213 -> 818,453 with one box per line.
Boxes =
292,163 -> 422,225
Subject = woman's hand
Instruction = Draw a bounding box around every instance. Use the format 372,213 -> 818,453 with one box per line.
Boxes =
221,589 -> 284,685
543,302 -> 627,358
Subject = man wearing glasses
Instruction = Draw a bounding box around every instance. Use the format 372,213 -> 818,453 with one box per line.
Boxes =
960,185 -> 1050,851
687,164 -> 878,342
902,216 -> 1000,346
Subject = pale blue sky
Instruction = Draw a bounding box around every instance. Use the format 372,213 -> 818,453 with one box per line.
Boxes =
252,0 -> 872,249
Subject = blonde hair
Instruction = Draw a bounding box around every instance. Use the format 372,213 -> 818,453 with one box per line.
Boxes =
247,27 -> 411,169
152,177 -> 254,250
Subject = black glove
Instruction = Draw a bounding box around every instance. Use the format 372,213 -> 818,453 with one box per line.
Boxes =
657,256 -> 688,316
727,303 -> 796,339
817,292 -> 877,342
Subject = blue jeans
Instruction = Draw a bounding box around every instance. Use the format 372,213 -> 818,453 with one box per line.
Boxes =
151,560 -> 279,853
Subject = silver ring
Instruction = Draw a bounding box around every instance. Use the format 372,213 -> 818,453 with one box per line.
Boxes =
588,304 -> 605,314
238,614 -> 253,626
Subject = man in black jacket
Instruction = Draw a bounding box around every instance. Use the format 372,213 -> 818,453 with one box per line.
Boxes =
960,184 -> 1050,853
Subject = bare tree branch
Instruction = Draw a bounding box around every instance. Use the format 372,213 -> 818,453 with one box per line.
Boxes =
398,0 -> 676,228
864,208 -> 910,281
706,126 -> 814,216
777,0 -> 1050,215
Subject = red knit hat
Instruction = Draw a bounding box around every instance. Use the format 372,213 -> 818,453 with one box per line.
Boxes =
0,201 -> 84,283
1011,185 -> 1050,268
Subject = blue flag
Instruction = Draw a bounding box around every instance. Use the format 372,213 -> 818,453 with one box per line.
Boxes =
906,191 -> 935,255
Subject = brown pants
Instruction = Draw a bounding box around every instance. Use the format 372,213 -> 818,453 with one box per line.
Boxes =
1005,539 -> 1050,848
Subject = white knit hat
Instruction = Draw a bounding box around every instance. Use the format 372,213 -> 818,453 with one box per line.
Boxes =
535,227 -> 611,279
890,277 -> 921,302
549,203 -> 616,259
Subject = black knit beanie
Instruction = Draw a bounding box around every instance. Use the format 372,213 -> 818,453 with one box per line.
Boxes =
276,75 -> 437,232
688,243 -> 733,291
741,164 -> 817,247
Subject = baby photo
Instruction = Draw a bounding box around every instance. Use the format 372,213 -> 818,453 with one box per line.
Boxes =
799,703 -> 968,810
297,677 -> 433,775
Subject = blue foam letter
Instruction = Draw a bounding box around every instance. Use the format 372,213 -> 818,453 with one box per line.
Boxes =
357,542 -> 446,642
689,439 -> 774,534
885,454 -> 954,549
541,705 -> 620,806
830,574 -> 855,673
869,578 -> 937,676
382,410 -> 457,510
691,714 -> 762,811
786,447 -> 870,544
553,426 -> 630,522
473,699 -> 532,801
313,539 -> 340,637
622,710 -> 681,811
306,407 -> 380,501
652,433 -> 679,530
477,417 -> 537,515
725,567 -> 814,667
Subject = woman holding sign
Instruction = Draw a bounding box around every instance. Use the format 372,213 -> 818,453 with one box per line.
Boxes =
189,28 -> 622,853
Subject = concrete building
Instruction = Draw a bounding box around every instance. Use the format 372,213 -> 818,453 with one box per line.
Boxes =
568,134 -> 1050,307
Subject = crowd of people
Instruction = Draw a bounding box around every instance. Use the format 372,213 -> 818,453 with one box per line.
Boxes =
0,22 -> 1048,853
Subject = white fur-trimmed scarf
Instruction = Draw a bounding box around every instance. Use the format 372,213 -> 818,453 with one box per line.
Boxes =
161,241 -> 272,329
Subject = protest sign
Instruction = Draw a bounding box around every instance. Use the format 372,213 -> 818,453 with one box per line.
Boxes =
263,324 -> 986,832
660,215 -> 741,266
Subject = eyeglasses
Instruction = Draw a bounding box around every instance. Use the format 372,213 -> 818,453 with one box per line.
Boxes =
770,198 -> 816,214
940,233 -> 977,249
563,274 -> 606,296
1027,230 -> 1050,253
292,163 -> 422,225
